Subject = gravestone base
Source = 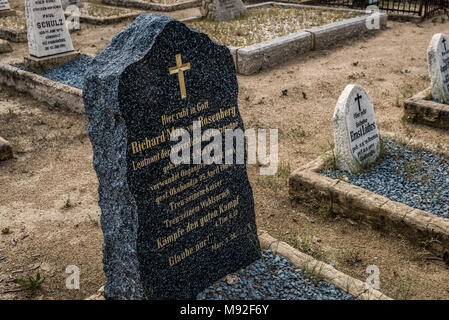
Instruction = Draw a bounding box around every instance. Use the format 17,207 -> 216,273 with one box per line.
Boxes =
0,136 -> 13,161
25,51 -> 81,73
0,9 -> 15,17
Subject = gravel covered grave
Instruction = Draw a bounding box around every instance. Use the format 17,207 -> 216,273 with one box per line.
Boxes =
197,250 -> 354,300
321,139 -> 449,219
14,55 -> 92,89
40,56 -> 92,89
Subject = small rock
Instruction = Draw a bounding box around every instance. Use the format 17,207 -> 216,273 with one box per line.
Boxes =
225,274 -> 239,285
0,39 -> 13,54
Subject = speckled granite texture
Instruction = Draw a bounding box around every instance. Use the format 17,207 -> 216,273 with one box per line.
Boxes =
83,13 -> 260,300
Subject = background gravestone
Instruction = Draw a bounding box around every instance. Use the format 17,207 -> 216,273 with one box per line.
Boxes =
428,33 -> 449,104
84,13 -> 260,300
61,0 -> 83,10
25,0 -> 74,58
333,84 -> 380,173
201,0 -> 247,21
0,0 -> 10,11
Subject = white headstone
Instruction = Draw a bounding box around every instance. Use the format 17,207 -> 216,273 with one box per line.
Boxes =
333,84 -> 380,173
25,0 -> 74,58
0,0 -> 10,11
428,33 -> 449,104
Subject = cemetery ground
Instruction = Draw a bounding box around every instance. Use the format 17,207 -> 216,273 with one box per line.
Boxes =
0,5 -> 449,300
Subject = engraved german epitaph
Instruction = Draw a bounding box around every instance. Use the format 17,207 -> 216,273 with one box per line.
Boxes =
0,0 -> 10,11
333,84 -> 380,173
83,14 -> 260,300
25,0 -> 74,58
428,33 -> 449,104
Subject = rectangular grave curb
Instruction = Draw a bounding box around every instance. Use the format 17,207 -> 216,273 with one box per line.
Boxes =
0,63 -> 83,113
101,0 -> 200,11
404,87 -> 449,128
65,12 -> 142,25
234,3 -> 388,75
258,230 -> 391,300
85,229 -> 391,300
288,132 -> 449,262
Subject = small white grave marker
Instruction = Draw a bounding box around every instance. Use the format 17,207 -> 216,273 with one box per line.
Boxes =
25,0 -> 74,58
428,33 -> 449,104
333,84 -> 380,173
0,0 -> 10,11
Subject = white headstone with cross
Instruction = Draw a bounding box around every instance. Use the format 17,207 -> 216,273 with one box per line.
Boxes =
333,84 -> 380,173
25,0 -> 74,58
428,33 -> 449,104
0,0 -> 10,11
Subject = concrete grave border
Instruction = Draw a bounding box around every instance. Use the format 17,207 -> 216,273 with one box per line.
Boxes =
86,229 -> 391,300
0,3 -> 387,111
0,63 -> 84,113
65,11 -> 142,25
232,2 -> 388,75
404,87 -> 449,128
101,0 -> 200,11
288,132 -> 449,263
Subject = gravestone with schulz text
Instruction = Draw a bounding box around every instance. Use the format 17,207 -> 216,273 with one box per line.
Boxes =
25,0 -> 74,58
333,84 -> 380,173
83,14 -> 260,300
428,33 -> 449,104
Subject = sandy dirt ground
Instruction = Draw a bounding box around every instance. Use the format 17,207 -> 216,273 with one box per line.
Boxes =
0,0 -> 448,300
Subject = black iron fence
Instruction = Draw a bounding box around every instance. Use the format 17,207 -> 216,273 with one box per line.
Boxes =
315,0 -> 448,17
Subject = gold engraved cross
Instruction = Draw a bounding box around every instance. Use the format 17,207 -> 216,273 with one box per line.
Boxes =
169,53 -> 191,99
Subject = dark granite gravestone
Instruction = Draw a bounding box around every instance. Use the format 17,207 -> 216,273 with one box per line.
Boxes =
83,13 -> 260,300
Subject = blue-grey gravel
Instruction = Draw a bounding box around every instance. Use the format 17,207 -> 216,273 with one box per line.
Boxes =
40,55 -> 93,89
321,139 -> 449,219
197,250 -> 354,300
13,55 -> 93,90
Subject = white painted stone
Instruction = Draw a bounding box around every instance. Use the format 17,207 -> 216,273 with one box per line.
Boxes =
428,33 -> 449,104
25,0 -> 74,58
333,84 -> 380,173
0,0 -> 10,11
